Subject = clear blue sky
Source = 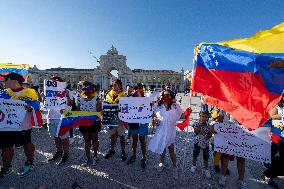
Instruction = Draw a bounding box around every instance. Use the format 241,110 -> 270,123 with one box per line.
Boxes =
0,0 -> 283,72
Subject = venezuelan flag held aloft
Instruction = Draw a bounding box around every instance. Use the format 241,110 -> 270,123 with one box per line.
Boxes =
191,22 -> 284,130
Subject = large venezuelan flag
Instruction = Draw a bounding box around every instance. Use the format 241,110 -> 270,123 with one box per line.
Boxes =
191,22 -> 284,130
0,63 -> 29,81
58,110 -> 101,136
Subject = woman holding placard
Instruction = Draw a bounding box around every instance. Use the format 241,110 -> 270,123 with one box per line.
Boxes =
77,81 -> 102,166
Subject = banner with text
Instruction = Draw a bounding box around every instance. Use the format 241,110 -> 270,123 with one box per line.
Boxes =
119,97 -> 153,124
44,79 -> 67,109
0,98 -> 27,130
214,122 -> 271,163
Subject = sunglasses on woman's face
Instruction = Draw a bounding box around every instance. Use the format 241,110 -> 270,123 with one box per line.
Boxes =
164,93 -> 171,96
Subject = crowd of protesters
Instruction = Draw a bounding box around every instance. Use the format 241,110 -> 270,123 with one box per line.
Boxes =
0,72 -> 283,189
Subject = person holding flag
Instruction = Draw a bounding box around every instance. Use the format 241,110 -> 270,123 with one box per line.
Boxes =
0,72 -> 40,178
46,76 -> 72,165
104,79 -> 127,161
77,81 -> 102,166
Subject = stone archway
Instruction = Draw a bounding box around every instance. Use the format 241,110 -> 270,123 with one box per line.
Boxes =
93,46 -> 133,90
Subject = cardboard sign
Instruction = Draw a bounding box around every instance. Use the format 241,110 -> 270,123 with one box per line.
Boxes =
102,104 -> 119,127
118,97 -> 153,124
44,79 -> 67,109
0,98 -> 27,130
214,122 -> 271,163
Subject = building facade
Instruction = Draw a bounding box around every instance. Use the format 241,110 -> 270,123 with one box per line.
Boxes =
29,46 -> 185,91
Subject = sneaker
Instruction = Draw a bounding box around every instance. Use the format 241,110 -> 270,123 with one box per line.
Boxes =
157,162 -> 165,172
238,180 -> 248,189
57,154 -> 69,165
126,156 -> 136,165
204,169 -> 211,178
104,150 -> 115,159
190,166 -> 197,173
173,167 -> 179,179
0,165 -> 13,178
48,151 -> 63,162
218,175 -> 226,187
92,157 -> 99,166
140,159 -> 146,169
19,161 -> 34,177
121,152 -> 127,161
214,165 -> 220,173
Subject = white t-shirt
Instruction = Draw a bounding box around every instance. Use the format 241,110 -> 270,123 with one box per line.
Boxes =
79,97 -> 97,112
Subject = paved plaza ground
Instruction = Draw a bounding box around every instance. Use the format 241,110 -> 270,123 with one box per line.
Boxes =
0,94 -> 283,189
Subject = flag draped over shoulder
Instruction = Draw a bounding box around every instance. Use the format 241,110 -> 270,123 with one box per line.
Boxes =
58,110 -> 101,136
191,22 -> 284,130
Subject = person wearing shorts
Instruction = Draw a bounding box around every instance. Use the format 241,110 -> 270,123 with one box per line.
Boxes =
77,81 -> 102,166
104,79 -> 127,161
0,72 -> 39,178
46,76 -> 72,165
126,84 -> 148,169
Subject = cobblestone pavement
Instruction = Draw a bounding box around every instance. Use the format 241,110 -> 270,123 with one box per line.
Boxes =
0,93 -> 283,189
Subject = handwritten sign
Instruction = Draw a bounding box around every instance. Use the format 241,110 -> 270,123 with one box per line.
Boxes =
44,79 -> 67,109
102,104 -> 119,127
214,122 -> 271,163
0,98 -> 27,130
118,97 -> 153,124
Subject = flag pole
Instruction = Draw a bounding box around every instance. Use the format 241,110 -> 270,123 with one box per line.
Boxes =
180,47 -> 197,182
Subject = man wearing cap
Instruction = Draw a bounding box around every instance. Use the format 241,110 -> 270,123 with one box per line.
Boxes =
0,72 -> 39,178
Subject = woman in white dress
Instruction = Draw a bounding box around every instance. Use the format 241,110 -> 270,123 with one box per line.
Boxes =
148,89 -> 182,177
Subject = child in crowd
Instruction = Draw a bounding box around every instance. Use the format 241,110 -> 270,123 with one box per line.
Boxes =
191,110 -> 212,178
77,81 -> 102,166
148,89 -> 182,179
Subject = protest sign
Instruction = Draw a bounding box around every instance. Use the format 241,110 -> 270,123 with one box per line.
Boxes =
214,122 -> 271,163
118,97 -> 153,124
102,104 -> 119,127
44,79 -> 67,109
0,98 -> 27,130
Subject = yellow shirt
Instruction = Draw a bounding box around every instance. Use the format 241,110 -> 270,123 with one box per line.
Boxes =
105,89 -> 125,104
6,88 -> 38,101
